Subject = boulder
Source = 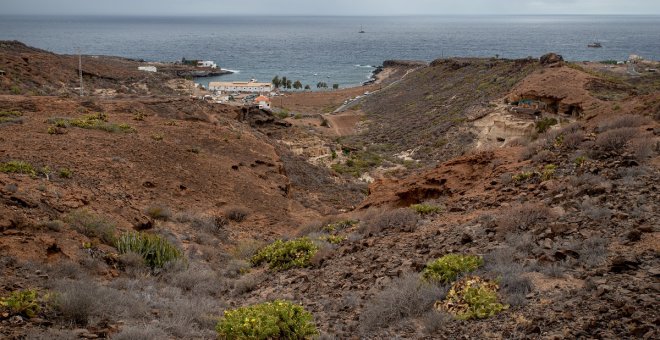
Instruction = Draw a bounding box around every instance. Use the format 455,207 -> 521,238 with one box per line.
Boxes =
540,53 -> 564,66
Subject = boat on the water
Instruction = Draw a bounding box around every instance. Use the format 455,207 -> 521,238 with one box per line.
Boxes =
588,42 -> 602,48
359,25 -> 365,34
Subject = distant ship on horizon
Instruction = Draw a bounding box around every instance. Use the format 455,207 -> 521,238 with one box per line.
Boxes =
359,25 -> 365,34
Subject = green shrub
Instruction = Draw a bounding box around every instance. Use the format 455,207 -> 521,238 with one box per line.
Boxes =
115,232 -> 183,269
0,110 -> 22,124
512,171 -> 534,182
437,276 -> 507,320
321,220 -> 358,232
321,234 -> 346,244
410,203 -> 442,215
58,168 -> 73,178
535,117 -> 558,133
251,237 -> 318,271
422,254 -> 483,283
541,164 -> 557,181
0,160 -> 36,176
10,85 -> 21,95
65,209 -> 116,245
216,300 -> 318,339
48,113 -> 135,133
0,289 -> 41,318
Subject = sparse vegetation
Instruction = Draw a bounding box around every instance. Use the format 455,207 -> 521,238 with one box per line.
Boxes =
423,254 -> 484,283
65,209 -> 117,245
58,167 -> 73,178
251,237 -> 318,271
0,289 -> 41,318
0,160 -> 36,176
225,207 -> 248,222
47,113 -> 135,133
360,273 -> 446,334
439,276 -> 508,320
410,203 -> 442,215
535,117 -> 558,133
115,232 -> 184,269
360,208 -> 419,234
145,205 -> 172,220
0,110 -> 23,124
216,300 -> 318,339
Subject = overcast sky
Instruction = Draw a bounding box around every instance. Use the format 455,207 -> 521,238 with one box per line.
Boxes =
3,0 -> 660,16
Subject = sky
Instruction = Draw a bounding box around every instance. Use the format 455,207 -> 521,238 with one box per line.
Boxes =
2,0 -> 660,16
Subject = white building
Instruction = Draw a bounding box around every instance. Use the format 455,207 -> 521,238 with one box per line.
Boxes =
208,81 -> 273,93
254,95 -> 271,110
197,61 -> 218,69
138,66 -> 157,72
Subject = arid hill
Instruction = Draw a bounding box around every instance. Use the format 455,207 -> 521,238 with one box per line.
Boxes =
0,44 -> 659,339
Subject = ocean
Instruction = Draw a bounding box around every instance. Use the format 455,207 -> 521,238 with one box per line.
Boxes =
1,15 -> 659,88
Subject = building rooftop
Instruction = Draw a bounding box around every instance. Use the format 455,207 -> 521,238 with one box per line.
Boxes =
209,81 -> 272,87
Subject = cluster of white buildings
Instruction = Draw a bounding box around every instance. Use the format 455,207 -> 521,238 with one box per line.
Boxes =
197,61 -> 218,69
208,81 -> 273,93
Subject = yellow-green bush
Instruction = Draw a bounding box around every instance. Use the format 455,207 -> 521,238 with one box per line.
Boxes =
115,232 -> 183,269
321,220 -> 358,232
422,254 -> 483,283
437,276 -> 507,320
216,300 -> 318,339
321,234 -> 346,244
48,113 -> 135,133
410,203 -> 442,215
0,289 -> 41,318
251,237 -> 318,271
0,160 -> 36,176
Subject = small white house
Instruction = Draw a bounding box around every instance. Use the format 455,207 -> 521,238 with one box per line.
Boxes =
197,61 -> 218,69
254,95 -> 271,110
138,66 -> 157,72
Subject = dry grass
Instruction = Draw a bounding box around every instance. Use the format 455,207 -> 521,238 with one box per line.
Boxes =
595,127 -> 636,152
496,203 -> 552,235
359,208 -> 419,235
359,273 -> 446,334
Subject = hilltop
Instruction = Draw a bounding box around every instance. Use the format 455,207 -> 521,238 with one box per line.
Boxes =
0,43 -> 659,339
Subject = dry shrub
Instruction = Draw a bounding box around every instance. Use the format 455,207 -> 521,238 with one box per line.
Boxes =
360,208 -> 419,235
223,259 -> 250,278
631,138 -> 656,160
145,205 -> 171,221
310,242 -> 335,267
165,266 -> 220,296
598,115 -> 651,132
579,237 -> 608,267
113,325 -> 168,340
231,239 -> 266,260
53,281 -> 101,325
118,251 -> 149,277
496,203 -> 551,235
359,273 -> 445,334
505,232 -> 536,255
225,207 -> 248,222
177,212 -> 226,236
594,127 -> 636,152
421,310 -> 452,335
483,248 -> 532,306
231,272 -> 265,296
580,199 -> 612,222
561,131 -> 584,149
531,149 -> 554,164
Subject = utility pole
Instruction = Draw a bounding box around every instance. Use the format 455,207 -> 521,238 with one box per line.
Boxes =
78,49 -> 83,97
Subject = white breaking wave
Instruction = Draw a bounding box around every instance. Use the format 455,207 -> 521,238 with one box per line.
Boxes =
355,64 -> 375,68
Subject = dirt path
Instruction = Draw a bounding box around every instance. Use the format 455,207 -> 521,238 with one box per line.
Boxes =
325,111 -> 365,136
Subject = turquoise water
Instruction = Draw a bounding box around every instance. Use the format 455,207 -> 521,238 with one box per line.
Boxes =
1,15 -> 659,88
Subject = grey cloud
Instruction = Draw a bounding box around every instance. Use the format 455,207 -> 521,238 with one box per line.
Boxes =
1,0 -> 659,15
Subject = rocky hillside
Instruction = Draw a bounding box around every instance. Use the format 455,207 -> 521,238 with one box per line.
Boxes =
0,44 -> 658,339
